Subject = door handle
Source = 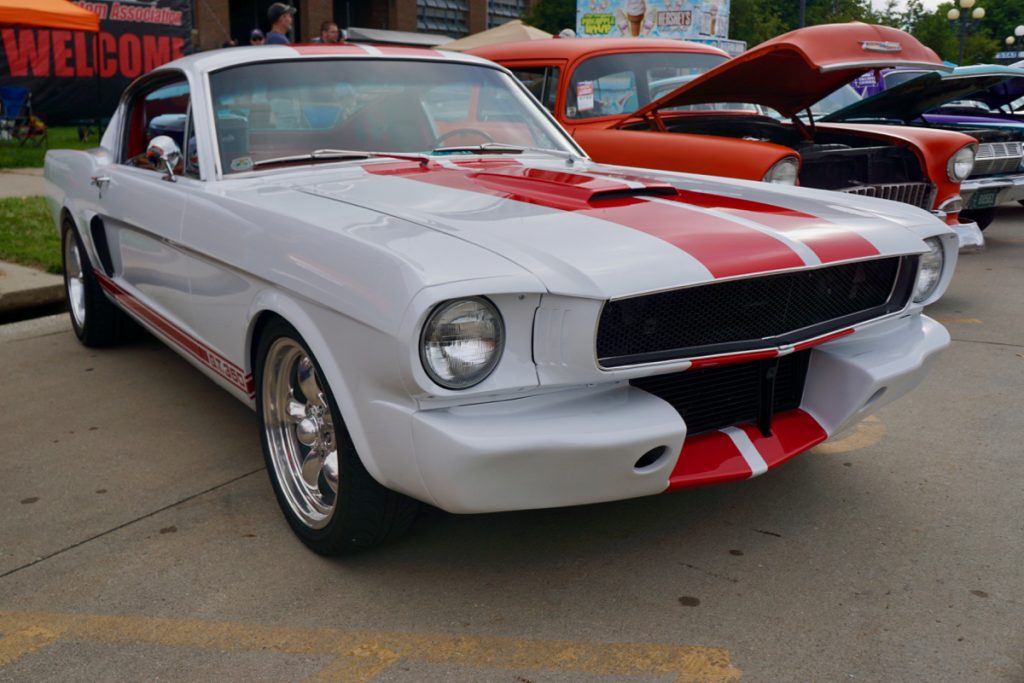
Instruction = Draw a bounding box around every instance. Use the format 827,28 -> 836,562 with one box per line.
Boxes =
90,175 -> 110,197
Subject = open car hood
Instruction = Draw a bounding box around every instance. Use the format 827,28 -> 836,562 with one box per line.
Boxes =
823,66 -> 1024,123
627,22 -> 948,121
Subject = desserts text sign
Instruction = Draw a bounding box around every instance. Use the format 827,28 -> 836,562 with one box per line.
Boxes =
576,0 -> 729,39
0,0 -> 191,124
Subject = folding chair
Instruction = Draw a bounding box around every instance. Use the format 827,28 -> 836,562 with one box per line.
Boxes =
0,86 -> 48,147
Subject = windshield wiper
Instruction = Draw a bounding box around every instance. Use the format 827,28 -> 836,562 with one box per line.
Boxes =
430,142 -> 583,165
253,149 -> 431,168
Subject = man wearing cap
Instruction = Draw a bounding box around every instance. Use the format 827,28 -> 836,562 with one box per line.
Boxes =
249,29 -> 265,45
266,3 -> 295,45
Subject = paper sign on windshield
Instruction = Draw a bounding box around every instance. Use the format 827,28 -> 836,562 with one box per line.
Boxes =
577,81 -> 595,111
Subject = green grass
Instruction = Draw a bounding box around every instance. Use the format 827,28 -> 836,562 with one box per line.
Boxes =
0,127 -> 97,169
0,196 -> 61,273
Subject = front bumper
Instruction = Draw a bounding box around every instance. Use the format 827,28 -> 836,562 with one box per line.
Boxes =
960,173 -> 1024,208
408,314 -> 950,514
951,220 -> 985,252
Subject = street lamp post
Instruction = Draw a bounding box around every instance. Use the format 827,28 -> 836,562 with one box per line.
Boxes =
1007,25 -> 1024,54
947,0 -> 985,65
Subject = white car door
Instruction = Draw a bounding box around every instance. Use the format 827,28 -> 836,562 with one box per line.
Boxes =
93,74 -> 193,329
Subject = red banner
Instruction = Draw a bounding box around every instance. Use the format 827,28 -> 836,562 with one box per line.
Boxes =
0,1 -> 192,125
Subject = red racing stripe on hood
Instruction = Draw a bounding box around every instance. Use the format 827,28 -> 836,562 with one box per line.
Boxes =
364,161 -> 807,278
668,189 -> 879,263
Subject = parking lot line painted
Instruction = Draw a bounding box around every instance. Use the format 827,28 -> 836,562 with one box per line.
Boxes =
0,610 -> 740,682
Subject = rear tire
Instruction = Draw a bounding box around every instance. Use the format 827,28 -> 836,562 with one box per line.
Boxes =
960,208 -> 995,231
61,217 -> 138,347
254,318 -> 418,555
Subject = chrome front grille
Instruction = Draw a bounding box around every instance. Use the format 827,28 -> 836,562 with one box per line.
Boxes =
840,182 -> 936,210
973,142 -> 1023,176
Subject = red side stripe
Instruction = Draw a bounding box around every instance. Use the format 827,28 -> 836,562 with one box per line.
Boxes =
365,162 -> 807,278
95,273 -> 254,398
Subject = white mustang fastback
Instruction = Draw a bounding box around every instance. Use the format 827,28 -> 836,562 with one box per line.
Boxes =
45,45 -> 955,554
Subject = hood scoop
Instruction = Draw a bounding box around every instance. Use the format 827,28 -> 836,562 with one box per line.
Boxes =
470,168 -> 678,209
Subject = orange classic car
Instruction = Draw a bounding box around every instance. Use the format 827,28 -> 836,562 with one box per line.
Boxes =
470,23 -> 985,250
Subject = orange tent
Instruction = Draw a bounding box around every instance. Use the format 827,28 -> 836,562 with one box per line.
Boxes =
0,0 -> 100,32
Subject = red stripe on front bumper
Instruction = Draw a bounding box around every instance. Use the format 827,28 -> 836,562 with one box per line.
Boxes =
667,409 -> 828,490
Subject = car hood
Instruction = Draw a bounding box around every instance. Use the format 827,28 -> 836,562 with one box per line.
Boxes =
231,156 -> 939,300
627,22 -> 947,121
824,66 -> 1024,123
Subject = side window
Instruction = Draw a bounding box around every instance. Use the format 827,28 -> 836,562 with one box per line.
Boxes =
121,77 -> 191,175
509,67 -> 560,113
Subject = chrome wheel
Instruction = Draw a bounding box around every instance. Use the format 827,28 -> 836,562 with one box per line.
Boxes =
64,234 -> 86,329
262,338 -> 339,529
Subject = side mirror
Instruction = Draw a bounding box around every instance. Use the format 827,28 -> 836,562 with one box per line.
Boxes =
146,135 -> 181,182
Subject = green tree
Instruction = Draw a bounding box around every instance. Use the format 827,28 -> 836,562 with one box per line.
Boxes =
729,0 -> 786,47
526,0 -> 576,34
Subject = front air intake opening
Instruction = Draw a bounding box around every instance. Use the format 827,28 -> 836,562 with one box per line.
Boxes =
634,445 -> 669,471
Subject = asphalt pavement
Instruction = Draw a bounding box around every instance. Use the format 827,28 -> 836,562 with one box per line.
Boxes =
1,209 -> 1022,682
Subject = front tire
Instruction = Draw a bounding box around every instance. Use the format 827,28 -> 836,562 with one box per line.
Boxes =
61,218 -> 137,346
960,208 -> 995,231
254,318 -> 417,554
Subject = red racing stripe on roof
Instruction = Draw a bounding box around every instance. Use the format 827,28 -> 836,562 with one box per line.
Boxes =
290,44 -> 371,55
669,189 -> 879,264
365,161 -> 807,278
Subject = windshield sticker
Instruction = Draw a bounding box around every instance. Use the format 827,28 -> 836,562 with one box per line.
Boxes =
577,81 -> 595,112
230,157 -> 254,172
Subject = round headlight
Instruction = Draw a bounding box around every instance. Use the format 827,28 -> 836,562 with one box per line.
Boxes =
420,297 -> 504,390
913,237 -> 945,303
763,156 -> 800,185
947,145 -> 975,182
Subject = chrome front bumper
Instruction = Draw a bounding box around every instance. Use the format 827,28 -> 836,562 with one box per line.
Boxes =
960,173 -> 1024,208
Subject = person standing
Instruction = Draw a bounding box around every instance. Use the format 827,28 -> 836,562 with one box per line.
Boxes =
265,3 -> 296,45
311,21 -> 340,44
249,29 -> 265,45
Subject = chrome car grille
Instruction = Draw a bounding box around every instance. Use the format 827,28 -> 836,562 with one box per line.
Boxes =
840,182 -> 936,210
972,142 -> 1023,176
596,256 -> 916,368
630,350 -> 811,436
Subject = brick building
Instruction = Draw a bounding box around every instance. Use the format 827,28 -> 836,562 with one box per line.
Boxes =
194,0 -> 535,50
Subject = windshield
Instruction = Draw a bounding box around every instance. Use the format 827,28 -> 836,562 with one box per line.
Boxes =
208,59 -> 577,174
565,51 -> 727,119
809,84 -> 862,117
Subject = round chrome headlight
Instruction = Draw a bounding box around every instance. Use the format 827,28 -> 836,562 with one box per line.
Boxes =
913,237 -> 945,303
420,297 -> 504,390
762,156 -> 800,185
947,145 -> 975,182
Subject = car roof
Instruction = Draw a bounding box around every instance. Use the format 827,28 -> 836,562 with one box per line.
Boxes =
468,38 -> 728,62
154,43 -> 495,77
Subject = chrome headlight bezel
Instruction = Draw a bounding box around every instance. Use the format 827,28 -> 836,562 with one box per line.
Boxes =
762,156 -> 800,185
947,145 -> 976,182
420,297 -> 505,390
912,237 -> 945,303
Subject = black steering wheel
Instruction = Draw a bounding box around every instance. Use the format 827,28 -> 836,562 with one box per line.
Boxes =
432,127 -> 495,147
